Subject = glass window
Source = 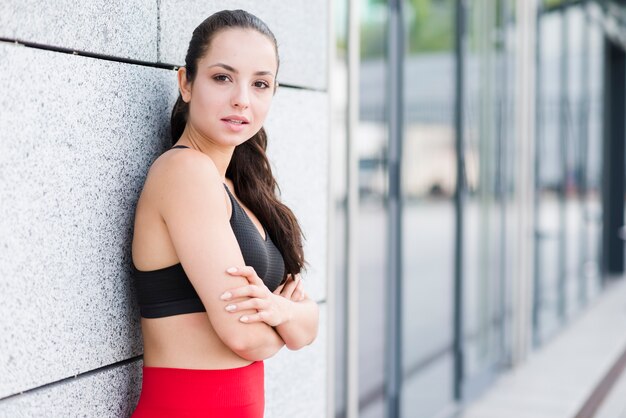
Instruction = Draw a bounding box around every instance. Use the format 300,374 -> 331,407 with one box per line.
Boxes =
358,1 -> 389,417
400,0 -> 457,416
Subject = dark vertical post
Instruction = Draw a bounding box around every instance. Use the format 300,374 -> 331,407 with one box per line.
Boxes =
453,0 -> 467,402
558,7 -> 568,323
496,0 -> 509,366
532,1 -> 543,348
579,0 -> 591,306
385,0 -> 404,416
601,38 -> 626,277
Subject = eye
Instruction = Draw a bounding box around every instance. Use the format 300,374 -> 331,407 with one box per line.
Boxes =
213,74 -> 230,83
254,80 -> 270,89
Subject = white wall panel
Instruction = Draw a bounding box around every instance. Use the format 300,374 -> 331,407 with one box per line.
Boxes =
159,0 -> 328,90
0,361 -> 142,417
0,41 -> 176,398
0,1 -> 158,61
0,29 -> 329,413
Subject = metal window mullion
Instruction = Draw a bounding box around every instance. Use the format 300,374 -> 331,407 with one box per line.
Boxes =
346,0 -> 360,416
512,0 -> 538,365
385,0 -> 404,417
579,1 -> 592,308
557,6 -> 568,324
532,0 -> 544,349
453,0 -> 468,403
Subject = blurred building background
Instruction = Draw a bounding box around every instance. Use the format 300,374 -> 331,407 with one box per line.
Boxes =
3,0 -> 626,417
0,2 -> 329,417
330,0 -> 626,417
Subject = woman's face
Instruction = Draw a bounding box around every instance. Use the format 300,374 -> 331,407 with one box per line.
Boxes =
182,28 -> 278,147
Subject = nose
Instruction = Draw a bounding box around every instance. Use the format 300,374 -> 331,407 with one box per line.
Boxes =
231,83 -> 250,109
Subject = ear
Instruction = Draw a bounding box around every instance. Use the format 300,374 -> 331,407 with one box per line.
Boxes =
177,67 -> 192,103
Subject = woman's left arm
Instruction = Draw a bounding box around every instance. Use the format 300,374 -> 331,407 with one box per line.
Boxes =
273,292 -> 320,351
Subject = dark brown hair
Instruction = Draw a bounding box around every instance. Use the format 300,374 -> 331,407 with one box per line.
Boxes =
170,9 -> 307,285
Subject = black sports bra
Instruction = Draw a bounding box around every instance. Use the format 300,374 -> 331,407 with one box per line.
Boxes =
131,144 -> 286,318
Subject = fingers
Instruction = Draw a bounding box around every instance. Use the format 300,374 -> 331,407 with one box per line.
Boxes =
226,265 -> 263,285
273,283 -> 285,294
281,274 -> 298,299
273,273 -> 291,295
220,283 -> 268,301
223,297 -> 269,313
238,310 -> 269,324
228,299 -> 281,326
284,274 -> 305,302
293,278 -> 306,301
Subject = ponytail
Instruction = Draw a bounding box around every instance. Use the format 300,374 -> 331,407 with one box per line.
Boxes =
170,93 -> 188,143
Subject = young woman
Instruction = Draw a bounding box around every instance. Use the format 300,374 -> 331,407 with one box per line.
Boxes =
129,9 -> 320,417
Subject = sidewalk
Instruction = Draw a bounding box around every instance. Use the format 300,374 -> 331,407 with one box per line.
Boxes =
457,277 -> 626,418
594,350 -> 626,418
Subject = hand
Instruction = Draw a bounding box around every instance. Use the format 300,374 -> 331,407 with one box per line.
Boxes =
273,273 -> 306,302
220,265 -> 292,327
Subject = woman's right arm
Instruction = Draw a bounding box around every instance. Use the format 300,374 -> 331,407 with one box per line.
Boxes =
152,151 -> 285,360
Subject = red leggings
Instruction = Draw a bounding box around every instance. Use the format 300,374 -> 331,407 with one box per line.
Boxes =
130,360 -> 264,417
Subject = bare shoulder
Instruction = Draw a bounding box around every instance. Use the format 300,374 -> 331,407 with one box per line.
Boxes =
145,149 -> 225,220
148,147 -> 220,185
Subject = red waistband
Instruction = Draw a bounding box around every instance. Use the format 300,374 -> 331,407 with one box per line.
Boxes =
137,360 -> 264,409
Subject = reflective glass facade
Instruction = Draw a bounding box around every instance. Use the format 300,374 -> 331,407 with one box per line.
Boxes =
330,1 -> 621,417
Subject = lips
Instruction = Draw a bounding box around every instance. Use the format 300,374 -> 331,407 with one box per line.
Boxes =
221,116 -> 249,132
221,115 -> 249,124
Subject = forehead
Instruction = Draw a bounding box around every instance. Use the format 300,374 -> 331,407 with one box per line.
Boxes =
201,28 -> 277,73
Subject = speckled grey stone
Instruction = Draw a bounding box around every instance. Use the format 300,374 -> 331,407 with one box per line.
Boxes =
0,303 -> 325,417
265,88 -> 330,304
0,41 -> 178,398
0,0 -> 158,62
0,360 -> 143,418
265,303 -> 327,418
0,39 -> 329,403
159,1 -> 328,91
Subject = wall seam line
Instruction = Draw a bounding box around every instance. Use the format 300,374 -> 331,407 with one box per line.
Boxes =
0,355 -> 144,402
0,38 -> 326,92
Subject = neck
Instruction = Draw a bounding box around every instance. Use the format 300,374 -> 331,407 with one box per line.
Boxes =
177,124 -> 234,183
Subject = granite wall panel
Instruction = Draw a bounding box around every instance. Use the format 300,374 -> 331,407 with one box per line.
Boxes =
0,28 -> 329,415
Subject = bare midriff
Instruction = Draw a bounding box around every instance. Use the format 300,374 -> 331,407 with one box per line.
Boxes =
140,313 -> 253,369
133,154 -> 251,370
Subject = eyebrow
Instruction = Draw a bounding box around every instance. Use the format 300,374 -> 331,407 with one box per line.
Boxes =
207,62 -> 274,77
